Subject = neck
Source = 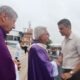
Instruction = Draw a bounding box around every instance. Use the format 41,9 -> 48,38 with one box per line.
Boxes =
39,40 -> 46,45
65,31 -> 71,38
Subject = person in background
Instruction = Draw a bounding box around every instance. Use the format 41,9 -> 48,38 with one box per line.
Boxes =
0,5 -> 18,80
15,39 -> 27,80
28,26 -> 54,80
57,18 -> 80,80
20,37 -> 28,54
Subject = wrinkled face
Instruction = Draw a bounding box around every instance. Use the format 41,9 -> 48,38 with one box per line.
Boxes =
39,31 -> 49,44
58,24 -> 70,36
3,17 -> 16,33
0,13 -> 16,33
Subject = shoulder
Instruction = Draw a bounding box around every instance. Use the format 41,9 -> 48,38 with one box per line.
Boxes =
71,33 -> 80,40
29,44 -> 40,50
29,43 -> 44,53
72,34 -> 80,47
73,34 -> 80,42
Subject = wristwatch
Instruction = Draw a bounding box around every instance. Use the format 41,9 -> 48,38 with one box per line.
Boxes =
70,71 -> 74,75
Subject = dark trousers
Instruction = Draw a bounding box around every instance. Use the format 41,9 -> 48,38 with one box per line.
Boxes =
62,69 -> 80,80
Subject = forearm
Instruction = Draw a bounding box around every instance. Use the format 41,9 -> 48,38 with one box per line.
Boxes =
73,63 -> 80,72
70,63 -> 80,75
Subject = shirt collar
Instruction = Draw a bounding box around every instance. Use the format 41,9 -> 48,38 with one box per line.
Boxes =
68,32 -> 74,40
65,32 -> 74,40
37,43 -> 47,49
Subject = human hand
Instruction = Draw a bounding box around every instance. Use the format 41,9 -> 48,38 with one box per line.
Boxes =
61,72 -> 72,80
14,59 -> 21,71
61,73 -> 66,79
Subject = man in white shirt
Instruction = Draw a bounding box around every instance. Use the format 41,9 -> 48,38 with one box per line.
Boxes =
57,19 -> 80,80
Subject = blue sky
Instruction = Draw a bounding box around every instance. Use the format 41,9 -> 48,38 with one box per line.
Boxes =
0,0 -> 80,44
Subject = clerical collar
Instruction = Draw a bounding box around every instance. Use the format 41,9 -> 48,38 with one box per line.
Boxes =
37,43 -> 47,50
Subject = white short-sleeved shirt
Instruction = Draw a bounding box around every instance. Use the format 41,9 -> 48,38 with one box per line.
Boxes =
61,33 -> 80,69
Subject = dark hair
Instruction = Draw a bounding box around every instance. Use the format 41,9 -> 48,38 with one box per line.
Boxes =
57,19 -> 71,28
21,46 -> 28,53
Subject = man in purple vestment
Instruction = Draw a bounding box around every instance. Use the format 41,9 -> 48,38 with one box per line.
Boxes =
28,26 -> 54,80
0,5 -> 18,80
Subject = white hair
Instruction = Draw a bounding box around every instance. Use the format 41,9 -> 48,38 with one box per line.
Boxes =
0,5 -> 18,20
34,26 -> 48,40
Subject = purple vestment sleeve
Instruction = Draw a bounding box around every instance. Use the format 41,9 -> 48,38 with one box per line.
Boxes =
35,46 -> 53,76
28,44 -> 54,80
0,29 -> 16,80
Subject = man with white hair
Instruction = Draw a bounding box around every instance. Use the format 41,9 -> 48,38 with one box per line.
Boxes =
28,26 -> 54,80
0,5 -> 18,80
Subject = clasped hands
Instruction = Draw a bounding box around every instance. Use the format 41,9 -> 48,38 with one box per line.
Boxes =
61,72 -> 72,80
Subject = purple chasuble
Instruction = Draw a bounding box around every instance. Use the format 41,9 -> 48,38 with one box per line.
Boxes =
28,44 -> 54,80
0,28 -> 16,80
